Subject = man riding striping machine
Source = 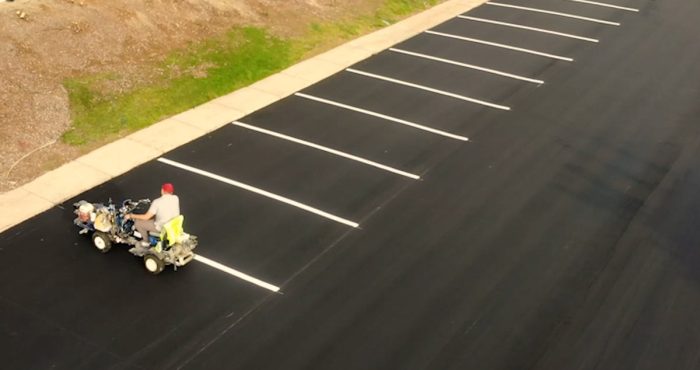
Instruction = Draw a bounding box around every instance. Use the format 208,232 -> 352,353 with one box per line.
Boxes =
73,183 -> 198,275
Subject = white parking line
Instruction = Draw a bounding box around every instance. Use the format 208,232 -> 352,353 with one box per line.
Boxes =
424,30 -> 573,62
486,2 -> 621,26
194,254 -> 280,292
157,157 -> 360,228
569,0 -> 639,12
345,68 -> 511,111
295,93 -> 469,141
231,121 -> 420,180
459,16 -> 599,43
389,47 -> 544,84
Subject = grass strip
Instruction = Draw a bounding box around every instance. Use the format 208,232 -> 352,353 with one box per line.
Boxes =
63,0 -> 443,146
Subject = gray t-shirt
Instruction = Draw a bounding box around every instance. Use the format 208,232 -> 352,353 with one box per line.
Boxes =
148,194 -> 180,229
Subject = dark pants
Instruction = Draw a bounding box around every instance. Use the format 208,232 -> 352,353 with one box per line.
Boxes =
134,219 -> 157,240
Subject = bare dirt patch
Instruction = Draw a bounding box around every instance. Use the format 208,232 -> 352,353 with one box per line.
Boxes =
0,0 -> 388,192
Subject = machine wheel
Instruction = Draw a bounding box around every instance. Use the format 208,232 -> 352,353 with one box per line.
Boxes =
92,231 -> 112,253
143,254 -> 165,275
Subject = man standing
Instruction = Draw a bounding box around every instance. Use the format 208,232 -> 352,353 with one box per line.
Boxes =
125,183 -> 180,247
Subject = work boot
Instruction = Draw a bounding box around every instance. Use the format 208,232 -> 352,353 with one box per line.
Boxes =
128,244 -> 150,255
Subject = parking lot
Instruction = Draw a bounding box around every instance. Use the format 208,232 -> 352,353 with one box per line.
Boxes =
4,0 -> 700,369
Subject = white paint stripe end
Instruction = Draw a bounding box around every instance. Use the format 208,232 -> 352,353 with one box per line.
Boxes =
194,254 -> 280,292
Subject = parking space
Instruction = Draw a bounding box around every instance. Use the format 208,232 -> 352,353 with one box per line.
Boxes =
431,17 -> 594,58
301,72 -> 501,134
498,0 -> 639,15
352,50 -> 537,101
484,0 -> 626,20
243,95 -> 462,174
395,32 -> 570,78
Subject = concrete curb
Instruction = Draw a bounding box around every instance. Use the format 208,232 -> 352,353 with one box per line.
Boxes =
0,0 -> 485,233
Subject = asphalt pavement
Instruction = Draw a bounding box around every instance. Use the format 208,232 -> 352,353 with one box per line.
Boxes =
2,0 -> 700,369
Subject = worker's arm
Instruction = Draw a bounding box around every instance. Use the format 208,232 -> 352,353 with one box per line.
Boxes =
126,211 -> 154,221
126,199 -> 157,221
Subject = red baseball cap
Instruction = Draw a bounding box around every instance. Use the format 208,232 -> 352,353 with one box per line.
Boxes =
161,183 -> 174,193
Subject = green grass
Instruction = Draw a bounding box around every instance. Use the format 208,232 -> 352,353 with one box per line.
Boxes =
62,0 -> 443,146
63,27 -> 296,145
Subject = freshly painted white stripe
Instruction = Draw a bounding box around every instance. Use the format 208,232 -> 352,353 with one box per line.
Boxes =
157,157 -> 360,228
194,254 -> 280,292
424,30 -> 573,62
232,121 -> 420,179
458,16 -> 599,43
389,47 -> 544,84
486,2 -> 621,25
345,68 -> 511,111
294,93 -> 469,141
569,0 -> 639,12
